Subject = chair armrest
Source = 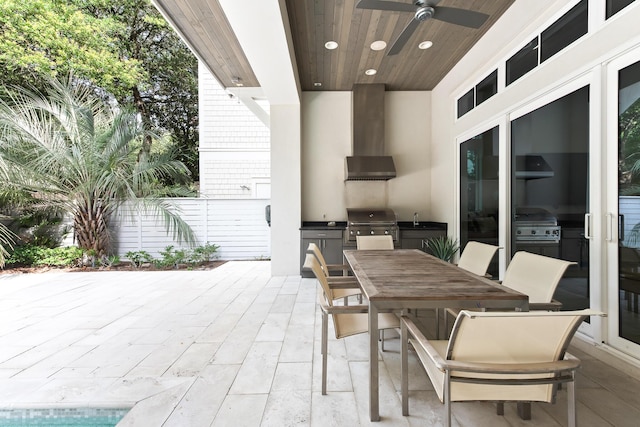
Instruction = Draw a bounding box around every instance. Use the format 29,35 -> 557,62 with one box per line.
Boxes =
529,300 -> 563,311
443,358 -> 581,377
325,264 -> 352,275
318,299 -> 369,315
402,316 -> 448,370
326,281 -> 361,289
325,276 -> 358,283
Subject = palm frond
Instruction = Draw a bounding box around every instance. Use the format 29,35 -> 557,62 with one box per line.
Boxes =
0,75 -> 194,255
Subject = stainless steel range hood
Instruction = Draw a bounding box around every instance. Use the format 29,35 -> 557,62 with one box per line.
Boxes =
515,155 -> 554,179
345,84 -> 396,181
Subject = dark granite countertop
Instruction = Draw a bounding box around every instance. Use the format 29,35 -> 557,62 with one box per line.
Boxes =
300,221 -> 447,230
397,221 -> 448,230
300,221 -> 347,230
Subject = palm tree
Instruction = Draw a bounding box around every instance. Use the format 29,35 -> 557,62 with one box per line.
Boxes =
0,223 -> 14,268
0,76 -> 195,257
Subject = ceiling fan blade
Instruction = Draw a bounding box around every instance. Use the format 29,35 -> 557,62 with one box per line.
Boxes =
356,0 -> 417,13
387,18 -> 421,56
432,6 -> 489,29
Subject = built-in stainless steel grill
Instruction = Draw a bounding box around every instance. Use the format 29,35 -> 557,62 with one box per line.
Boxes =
346,208 -> 398,243
514,207 -> 561,243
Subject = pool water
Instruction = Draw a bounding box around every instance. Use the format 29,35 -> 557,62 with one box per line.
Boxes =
0,408 -> 129,427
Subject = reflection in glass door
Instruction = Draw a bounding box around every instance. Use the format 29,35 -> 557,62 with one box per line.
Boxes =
460,127 -> 499,277
617,60 -> 640,346
510,86 -> 590,311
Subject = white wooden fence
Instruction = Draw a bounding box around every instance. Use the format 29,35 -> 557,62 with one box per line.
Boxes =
111,198 -> 271,260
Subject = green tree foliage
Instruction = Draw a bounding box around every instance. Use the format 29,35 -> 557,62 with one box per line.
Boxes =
0,76 -> 196,256
620,98 -> 640,195
0,0 -> 199,179
0,0 -> 142,95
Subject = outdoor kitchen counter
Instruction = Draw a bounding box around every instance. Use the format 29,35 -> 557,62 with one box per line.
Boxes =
397,221 -> 447,251
300,221 -> 347,230
397,221 -> 447,229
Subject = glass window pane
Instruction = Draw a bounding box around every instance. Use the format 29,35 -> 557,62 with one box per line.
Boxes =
506,38 -> 539,86
457,88 -> 474,118
510,86 -> 590,312
607,0 -> 636,18
460,127 -> 499,277
540,0 -> 588,63
618,60 -> 640,344
476,70 -> 498,106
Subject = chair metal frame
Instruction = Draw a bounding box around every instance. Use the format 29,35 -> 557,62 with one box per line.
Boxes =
305,254 -> 399,395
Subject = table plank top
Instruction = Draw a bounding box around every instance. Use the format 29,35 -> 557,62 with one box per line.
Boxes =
343,249 -> 528,303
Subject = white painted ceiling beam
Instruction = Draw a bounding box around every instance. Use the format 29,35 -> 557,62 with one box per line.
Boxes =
218,0 -> 300,106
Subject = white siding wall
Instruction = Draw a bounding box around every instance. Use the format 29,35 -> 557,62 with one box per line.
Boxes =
198,63 -> 271,198
112,199 -> 271,260
620,196 -> 640,248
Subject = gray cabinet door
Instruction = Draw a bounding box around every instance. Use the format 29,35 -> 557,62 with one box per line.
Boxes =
300,229 -> 344,276
400,229 -> 446,251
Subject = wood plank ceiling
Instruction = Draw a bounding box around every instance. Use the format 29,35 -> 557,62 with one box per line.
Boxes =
286,0 -> 515,91
155,0 -> 514,92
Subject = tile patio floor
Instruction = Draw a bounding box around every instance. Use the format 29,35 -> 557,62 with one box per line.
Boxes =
0,261 -> 639,426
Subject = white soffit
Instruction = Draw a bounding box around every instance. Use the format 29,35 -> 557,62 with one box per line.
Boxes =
218,0 -> 300,106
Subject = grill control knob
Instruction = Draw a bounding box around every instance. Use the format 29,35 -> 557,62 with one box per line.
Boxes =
384,230 -> 389,235
531,230 -> 537,235
356,230 -> 360,235
370,230 -> 375,235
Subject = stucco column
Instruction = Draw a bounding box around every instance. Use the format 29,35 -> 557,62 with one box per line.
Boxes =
270,104 -> 301,275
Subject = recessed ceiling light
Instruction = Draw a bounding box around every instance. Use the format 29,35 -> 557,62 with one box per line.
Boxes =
313,82 -> 322,87
418,41 -> 433,50
365,69 -> 377,76
370,40 -> 387,51
325,41 -> 338,50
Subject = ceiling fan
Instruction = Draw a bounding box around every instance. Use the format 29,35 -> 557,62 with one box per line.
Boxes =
356,0 -> 489,56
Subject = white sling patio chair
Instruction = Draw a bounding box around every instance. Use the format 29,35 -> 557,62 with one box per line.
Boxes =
305,254 -> 399,395
356,235 -> 394,249
307,242 -> 361,304
355,234 -> 396,344
308,242 -> 352,277
445,251 -> 576,336
456,241 -> 500,277
401,309 -> 604,427
432,241 -> 501,337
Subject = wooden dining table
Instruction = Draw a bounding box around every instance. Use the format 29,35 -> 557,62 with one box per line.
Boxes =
343,249 -> 529,422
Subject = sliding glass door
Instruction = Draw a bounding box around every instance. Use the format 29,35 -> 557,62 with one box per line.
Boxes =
510,86 -> 591,312
608,51 -> 640,356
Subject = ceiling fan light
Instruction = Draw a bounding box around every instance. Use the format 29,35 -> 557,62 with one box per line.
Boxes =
370,40 -> 387,51
419,41 -> 433,50
324,41 -> 338,50
365,69 -> 377,76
